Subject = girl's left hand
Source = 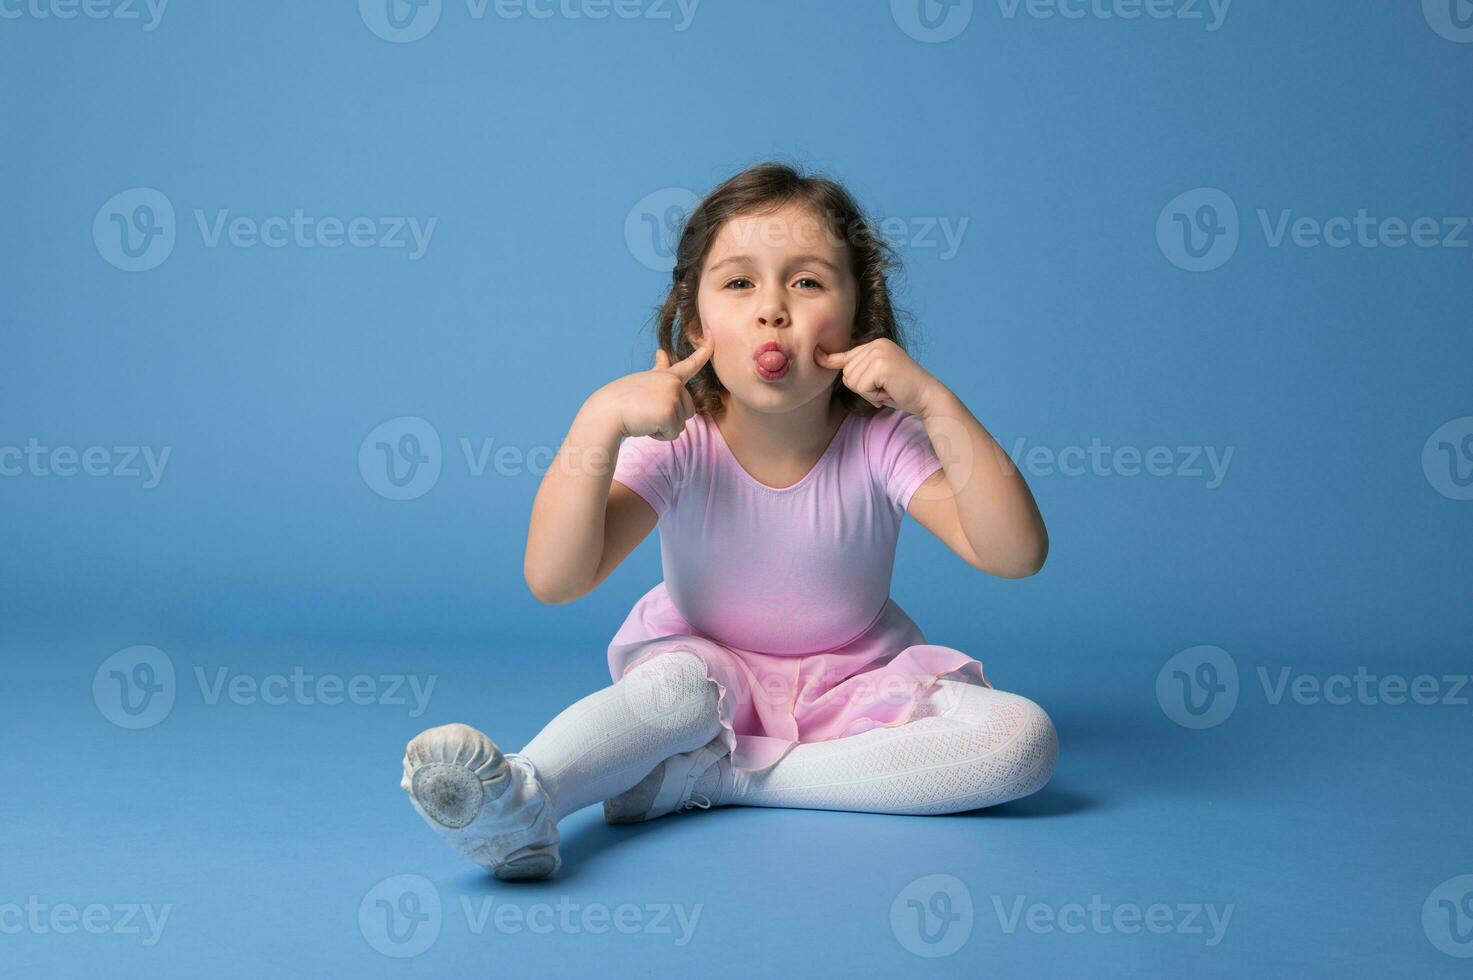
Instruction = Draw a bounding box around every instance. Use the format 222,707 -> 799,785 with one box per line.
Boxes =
814,338 -> 947,416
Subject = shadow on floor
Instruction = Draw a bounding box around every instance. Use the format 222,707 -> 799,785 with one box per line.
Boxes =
954,783 -> 1095,819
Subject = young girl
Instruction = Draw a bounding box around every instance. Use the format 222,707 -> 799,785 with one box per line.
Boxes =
399,162 -> 1058,880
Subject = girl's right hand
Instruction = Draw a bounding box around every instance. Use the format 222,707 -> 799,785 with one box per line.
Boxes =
595,337 -> 714,441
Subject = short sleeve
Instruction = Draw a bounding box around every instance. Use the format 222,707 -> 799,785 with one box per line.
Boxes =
612,435 -> 678,519
871,409 -> 944,513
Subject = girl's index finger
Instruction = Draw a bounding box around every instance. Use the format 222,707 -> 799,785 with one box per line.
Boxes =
667,337 -> 713,381
814,345 -> 846,368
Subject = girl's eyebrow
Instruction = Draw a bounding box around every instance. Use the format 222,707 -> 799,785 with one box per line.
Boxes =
708,253 -> 842,275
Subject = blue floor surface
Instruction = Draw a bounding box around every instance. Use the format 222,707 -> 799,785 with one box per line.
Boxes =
3,631 -> 1467,978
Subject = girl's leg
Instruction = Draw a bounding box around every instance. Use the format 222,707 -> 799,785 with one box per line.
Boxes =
517,649 -> 724,821
717,680 -> 1058,815
401,649 -> 723,878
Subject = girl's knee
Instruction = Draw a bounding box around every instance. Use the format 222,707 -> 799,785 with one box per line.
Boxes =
1011,698 -> 1059,788
619,649 -> 720,732
960,691 -> 1058,798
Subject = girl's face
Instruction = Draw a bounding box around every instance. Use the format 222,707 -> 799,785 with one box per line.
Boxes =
694,202 -> 857,415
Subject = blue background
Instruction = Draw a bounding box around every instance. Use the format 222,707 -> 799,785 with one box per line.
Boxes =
2,1 -> 1471,977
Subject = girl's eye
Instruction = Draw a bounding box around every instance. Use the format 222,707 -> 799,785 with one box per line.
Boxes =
722,276 -> 822,290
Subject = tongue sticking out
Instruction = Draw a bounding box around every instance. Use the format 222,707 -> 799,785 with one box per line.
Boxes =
757,350 -> 788,372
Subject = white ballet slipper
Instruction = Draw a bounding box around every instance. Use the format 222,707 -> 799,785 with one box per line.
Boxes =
602,735 -> 730,825
401,722 -> 561,880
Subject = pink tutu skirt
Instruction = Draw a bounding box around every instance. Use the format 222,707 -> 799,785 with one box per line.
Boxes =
607,583 -> 992,772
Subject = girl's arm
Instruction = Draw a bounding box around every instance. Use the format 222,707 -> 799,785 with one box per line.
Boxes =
814,339 -> 1047,579
906,387 -> 1049,579
524,340 -> 711,604
524,398 -> 626,604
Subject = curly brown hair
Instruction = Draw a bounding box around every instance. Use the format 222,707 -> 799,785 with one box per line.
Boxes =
647,161 -> 915,420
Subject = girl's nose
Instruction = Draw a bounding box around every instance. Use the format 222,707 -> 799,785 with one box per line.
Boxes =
757,303 -> 788,328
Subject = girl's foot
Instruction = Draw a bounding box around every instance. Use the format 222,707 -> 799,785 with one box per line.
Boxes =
400,722 -> 561,880
602,736 -> 730,824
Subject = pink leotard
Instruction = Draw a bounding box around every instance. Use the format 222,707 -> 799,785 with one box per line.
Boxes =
608,406 -> 991,771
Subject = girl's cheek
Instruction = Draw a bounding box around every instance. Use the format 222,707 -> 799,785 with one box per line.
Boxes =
812,318 -> 850,352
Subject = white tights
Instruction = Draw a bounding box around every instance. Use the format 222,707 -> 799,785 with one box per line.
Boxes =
519,650 -> 726,822
517,650 -> 1059,822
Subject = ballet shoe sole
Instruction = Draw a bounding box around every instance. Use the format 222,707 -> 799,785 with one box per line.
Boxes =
410,762 -> 488,829
493,849 -> 560,881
